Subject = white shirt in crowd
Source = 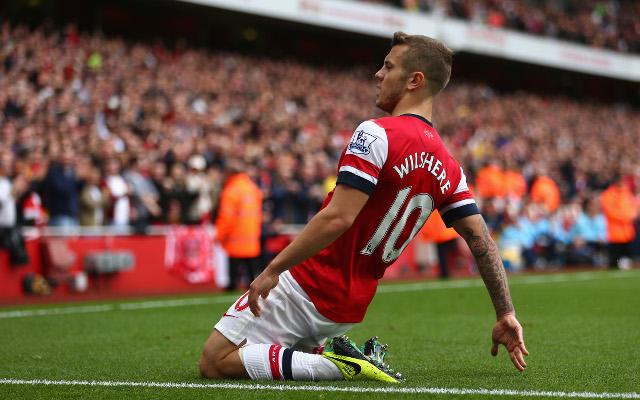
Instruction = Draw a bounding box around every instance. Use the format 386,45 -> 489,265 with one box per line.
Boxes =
105,174 -> 130,226
0,177 -> 16,228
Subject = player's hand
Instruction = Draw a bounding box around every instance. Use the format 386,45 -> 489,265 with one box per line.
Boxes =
248,270 -> 279,318
491,313 -> 529,371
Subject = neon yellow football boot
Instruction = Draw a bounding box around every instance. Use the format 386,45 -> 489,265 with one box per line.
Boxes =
322,335 -> 405,383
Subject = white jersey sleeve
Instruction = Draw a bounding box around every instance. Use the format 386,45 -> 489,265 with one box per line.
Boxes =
337,120 -> 389,194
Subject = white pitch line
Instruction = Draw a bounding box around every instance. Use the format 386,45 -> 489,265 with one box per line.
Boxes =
0,378 -> 638,398
0,295 -> 239,319
1,270 -> 638,319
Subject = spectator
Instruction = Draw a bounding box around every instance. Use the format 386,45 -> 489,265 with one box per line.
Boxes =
548,197 -> 580,265
498,211 -> 534,269
40,148 -> 84,228
292,162 -> 325,224
529,173 -> 561,213
600,175 -> 637,268
268,165 -> 299,224
0,151 -> 29,265
149,160 -> 171,225
203,164 -> 224,224
419,210 -> 460,278
503,162 -> 527,204
79,165 -> 109,227
123,156 -> 161,232
185,154 -> 212,224
15,148 -> 48,227
103,157 -> 131,228
567,197 -> 607,265
166,162 -> 199,225
215,158 -> 263,292
475,160 -> 505,200
502,202 -> 556,268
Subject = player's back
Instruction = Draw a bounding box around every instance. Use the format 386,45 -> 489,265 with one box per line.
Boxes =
291,114 -> 474,323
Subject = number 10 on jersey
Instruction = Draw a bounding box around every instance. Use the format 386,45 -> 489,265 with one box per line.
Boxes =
360,187 -> 434,263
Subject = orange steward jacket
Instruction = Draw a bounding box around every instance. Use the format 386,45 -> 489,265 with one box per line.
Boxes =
420,210 -> 459,244
530,176 -> 561,212
215,173 -> 263,258
600,184 -> 637,244
475,165 -> 505,199
504,170 -> 527,200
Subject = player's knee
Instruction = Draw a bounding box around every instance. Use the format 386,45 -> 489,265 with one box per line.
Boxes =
199,351 -> 224,379
200,329 -> 246,379
200,347 -> 242,379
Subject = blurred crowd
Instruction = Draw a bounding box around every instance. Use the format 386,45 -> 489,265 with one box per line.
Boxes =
0,21 -> 638,268
362,0 -> 640,54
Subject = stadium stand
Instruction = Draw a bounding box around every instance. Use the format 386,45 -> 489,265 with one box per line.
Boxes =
362,0 -> 640,54
0,0 -> 639,295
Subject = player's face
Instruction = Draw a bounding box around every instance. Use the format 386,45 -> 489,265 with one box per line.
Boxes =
375,45 -> 409,114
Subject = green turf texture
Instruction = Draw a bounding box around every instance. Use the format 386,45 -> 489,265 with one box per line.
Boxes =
1,269 -> 639,399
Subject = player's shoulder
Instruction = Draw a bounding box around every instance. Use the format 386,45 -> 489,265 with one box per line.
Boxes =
357,117 -> 406,141
351,119 -> 389,144
368,115 -> 401,128
355,118 -> 386,132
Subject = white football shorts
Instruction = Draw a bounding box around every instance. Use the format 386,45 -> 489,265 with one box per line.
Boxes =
214,270 -> 355,352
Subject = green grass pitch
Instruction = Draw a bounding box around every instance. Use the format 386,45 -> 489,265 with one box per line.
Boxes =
1,269 -> 639,399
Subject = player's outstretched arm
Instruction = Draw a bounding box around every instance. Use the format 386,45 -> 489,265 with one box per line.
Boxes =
451,214 -> 529,371
451,214 -> 514,317
248,184 -> 370,317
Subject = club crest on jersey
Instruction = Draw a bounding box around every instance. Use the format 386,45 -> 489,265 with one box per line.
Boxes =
348,130 -> 377,155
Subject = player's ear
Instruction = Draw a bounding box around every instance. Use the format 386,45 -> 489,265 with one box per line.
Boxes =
407,71 -> 425,91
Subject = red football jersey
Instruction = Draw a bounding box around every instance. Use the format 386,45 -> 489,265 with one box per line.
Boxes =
290,114 -> 479,323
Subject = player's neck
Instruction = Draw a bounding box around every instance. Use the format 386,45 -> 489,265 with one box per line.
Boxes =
390,97 -> 433,121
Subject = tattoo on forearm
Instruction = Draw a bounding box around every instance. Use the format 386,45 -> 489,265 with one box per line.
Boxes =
464,227 -> 489,257
463,223 -> 514,317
